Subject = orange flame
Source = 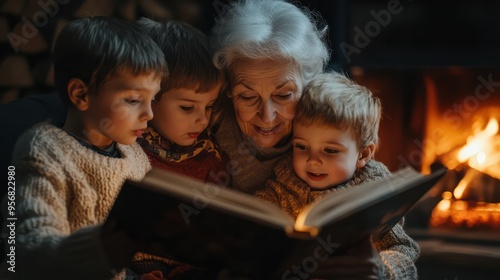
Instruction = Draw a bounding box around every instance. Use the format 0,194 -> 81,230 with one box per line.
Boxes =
458,118 -> 499,176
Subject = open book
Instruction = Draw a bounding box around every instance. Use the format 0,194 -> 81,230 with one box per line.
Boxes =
106,166 -> 446,278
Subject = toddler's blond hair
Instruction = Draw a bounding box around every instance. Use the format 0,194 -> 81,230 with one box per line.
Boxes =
295,71 -> 382,149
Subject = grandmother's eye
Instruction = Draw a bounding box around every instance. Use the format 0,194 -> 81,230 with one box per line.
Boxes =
275,93 -> 292,100
241,96 -> 255,100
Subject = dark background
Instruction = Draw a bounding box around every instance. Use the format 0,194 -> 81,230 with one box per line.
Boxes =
2,0 -> 500,103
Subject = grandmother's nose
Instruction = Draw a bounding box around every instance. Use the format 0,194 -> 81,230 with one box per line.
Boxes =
259,99 -> 277,123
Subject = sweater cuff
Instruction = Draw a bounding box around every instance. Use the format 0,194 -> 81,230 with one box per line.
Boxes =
377,254 -> 387,279
379,250 -> 418,280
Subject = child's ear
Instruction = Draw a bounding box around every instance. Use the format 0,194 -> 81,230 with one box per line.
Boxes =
67,78 -> 89,111
356,142 -> 375,168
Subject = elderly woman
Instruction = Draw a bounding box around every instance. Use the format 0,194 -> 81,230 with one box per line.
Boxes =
210,0 -> 419,279
210,0 -> 329,193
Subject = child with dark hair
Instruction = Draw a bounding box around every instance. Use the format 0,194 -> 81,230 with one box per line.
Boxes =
0,16 -> 166,279
136,18 -> 228,184
128,18 -> 229,280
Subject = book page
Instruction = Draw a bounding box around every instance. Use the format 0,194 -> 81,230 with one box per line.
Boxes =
141,169 -> 296,231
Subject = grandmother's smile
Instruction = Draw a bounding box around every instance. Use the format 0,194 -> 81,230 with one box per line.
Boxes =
254,123 -> 282,135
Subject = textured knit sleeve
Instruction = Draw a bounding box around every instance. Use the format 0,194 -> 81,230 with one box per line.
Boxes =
15,176 -> 114,279
362,161 -> 419,279
361,161 -> 419,279
0,127 -> 116,280
254,155 -> 312,218
333,160 -> 419,279
374,218 -> 419,279
254,180 -> 281,206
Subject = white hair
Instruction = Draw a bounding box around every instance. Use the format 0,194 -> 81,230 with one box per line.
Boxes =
210,0 -> 330,84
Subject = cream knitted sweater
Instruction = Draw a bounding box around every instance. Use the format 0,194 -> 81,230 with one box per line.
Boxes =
0,123 -> 151,280
256,154 -> 420,279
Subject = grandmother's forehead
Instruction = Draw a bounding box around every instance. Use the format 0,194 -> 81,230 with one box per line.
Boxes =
231,59 -> 301,76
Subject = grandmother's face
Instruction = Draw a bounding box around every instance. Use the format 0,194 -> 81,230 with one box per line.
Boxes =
230,58 -> 303,148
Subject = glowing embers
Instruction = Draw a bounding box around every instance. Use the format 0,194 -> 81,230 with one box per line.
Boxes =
430,173 -> 500,230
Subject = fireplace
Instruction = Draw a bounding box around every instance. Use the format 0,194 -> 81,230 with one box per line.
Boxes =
318,0 -> 500,276
349,67 -> 500,280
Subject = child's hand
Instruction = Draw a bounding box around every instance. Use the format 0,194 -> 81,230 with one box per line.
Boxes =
309,238 -> 381,279
140,270 -> 166,280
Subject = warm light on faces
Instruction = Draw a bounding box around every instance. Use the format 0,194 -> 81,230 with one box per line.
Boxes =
150,84 -> 221,146
292,122 -> 371,190
82,72 -> 160,148
231,58 -> 303,148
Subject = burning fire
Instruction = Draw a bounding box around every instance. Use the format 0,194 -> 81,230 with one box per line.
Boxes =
457,118 -> 500,179
430,117 -> 500,230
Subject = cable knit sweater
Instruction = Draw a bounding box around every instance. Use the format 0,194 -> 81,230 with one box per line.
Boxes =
214,115 -> 291,193
0,122 -> 151,280
255,154 -> 420,279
